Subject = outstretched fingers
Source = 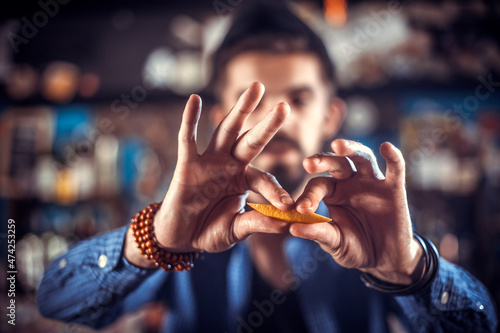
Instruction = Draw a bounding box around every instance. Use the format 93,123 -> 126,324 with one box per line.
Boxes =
232,102 -> 290,163
209,82 -> 265,154
331,139 -> 384,179
178,94 -> 202,163
380,142 -> 406,187
303,153 -> 356,180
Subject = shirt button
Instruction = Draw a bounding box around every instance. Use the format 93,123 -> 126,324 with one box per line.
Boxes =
59,258 -> 67,269
440,291 -> 449,304
98,254 -> 108,268
476,301 -> 484,310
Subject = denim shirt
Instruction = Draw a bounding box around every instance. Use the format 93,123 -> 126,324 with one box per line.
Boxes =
38,206 -> 498,332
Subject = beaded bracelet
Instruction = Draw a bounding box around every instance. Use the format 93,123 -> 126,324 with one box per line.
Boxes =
131,202 -> 202,272
360,233 -> 440,296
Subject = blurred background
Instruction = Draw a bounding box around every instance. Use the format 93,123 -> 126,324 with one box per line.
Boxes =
1,0 -> 499,332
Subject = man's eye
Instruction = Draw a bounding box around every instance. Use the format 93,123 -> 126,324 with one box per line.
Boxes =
291,97 -> 307,107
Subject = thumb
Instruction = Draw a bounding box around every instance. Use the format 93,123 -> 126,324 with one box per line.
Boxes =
231,211 -> 289,243
289,222 -> 342,256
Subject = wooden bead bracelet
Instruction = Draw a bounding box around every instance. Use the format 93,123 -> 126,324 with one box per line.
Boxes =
131,202 -> 202,272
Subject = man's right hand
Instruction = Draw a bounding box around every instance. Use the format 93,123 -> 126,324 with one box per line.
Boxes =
125,82 -> 294,268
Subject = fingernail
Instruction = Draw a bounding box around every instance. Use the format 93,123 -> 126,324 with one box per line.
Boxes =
311,154 -> 321,164
281,194 -> 294,205
298,198 -> 312,208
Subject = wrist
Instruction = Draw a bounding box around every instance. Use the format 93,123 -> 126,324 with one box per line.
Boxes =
360,233 -> 440,296
152,207 -> 196,252
406,238 -> 426,283
124,225 -> 157,269
364,238 -> 425,285
130,202 -> 202,272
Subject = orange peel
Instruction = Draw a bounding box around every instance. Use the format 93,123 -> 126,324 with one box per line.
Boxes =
247,203 -> 331,223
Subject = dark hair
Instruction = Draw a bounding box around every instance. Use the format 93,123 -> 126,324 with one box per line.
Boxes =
208,1 -> 336,101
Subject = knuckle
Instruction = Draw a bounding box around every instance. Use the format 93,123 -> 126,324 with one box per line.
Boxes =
230,220 -> 241,244
221,124 -> 239,136
236,106 -> 252,116
260,171 -> 277,183
326,224 -> 343,254
308,177 -> 329,192
356,149 -> 376,162
263,117 -> 281,134
325,242 -> 339,256
273,187 -> 286,197
309,177 -> 324,186
245,136 -> 263,151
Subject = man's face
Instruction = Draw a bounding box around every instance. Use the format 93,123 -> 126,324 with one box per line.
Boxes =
215,52 -> 341,194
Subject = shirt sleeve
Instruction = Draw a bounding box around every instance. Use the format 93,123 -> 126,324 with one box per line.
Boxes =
395,258 -> 498,332
37,225 -> 160,329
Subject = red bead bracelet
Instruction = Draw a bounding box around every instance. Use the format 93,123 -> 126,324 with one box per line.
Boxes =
131,202 -> 202,272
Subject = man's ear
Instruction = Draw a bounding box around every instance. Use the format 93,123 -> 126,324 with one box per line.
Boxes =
322,97 -> 346,139
209,104 -> 226,128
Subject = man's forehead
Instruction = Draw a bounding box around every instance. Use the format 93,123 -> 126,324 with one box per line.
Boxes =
234,85 -> 315,101
224,52 -> 324,95
227,51 -> 322,74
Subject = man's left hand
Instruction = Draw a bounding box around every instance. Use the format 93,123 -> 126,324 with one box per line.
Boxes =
290,139 -> 424,285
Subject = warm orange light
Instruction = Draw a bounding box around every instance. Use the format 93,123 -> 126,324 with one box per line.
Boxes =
324,0 -> 347,27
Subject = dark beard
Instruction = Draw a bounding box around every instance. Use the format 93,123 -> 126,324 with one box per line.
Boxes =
270,163 -> 306,194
